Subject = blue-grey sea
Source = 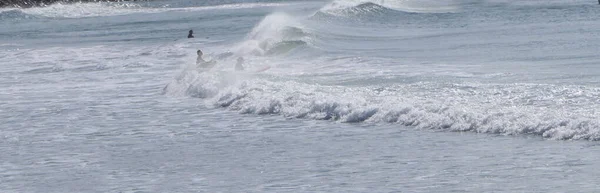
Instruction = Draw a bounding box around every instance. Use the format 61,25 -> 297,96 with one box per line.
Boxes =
2,0 -> 600,192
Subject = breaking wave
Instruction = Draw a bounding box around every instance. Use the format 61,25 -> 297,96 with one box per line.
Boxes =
199,79 -> 600,141
163,61 -> 600,141
233,12 -> 313,56
163,0 -> 600,141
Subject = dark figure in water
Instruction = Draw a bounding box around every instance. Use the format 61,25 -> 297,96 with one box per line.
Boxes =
188,30 -> 194,38
235,57 -> 245,71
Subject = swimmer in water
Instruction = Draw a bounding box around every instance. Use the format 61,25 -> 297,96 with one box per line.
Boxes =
188,30 -> 194,38
196,49 -> 216,70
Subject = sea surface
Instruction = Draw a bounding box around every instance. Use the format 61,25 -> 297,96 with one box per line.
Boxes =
2,0 -> 600,192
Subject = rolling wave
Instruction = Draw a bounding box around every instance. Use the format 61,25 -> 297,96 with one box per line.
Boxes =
233,12 -> 313,56
165,72 -> 600,141
163,0 -> 600,142
263,40 -> 308,56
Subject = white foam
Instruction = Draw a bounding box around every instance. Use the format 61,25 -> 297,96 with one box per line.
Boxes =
232,12 -> 309,56
169,2 -> 295,12
0,8 -> 17,13
20,2 -> 150,18
19,2 -> 294,18
164,70 -> 600,140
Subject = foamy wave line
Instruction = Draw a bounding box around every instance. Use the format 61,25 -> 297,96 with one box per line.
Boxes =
0,8 -> 16,13
198,79 -> 600,141
19,2 -> 146,18
17,2 -> 295,18
169,2 -> 296,12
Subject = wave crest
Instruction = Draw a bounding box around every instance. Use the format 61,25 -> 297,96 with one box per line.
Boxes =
234,12 -> 312,56
198,79 -> 600,141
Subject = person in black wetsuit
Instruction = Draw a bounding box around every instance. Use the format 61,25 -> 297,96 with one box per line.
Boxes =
188,30 -> 194,38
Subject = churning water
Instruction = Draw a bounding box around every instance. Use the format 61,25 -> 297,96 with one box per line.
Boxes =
2,0 -> 600,192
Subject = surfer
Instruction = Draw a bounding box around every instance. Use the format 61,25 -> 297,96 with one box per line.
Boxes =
235,57 -> 245,71
188,30 -> 194,38
196,49 -> 216,70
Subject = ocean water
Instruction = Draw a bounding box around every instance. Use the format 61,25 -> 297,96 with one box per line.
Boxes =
2,0 -> 600,192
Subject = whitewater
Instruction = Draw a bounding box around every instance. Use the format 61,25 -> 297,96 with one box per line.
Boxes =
2,0 -> 600,192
